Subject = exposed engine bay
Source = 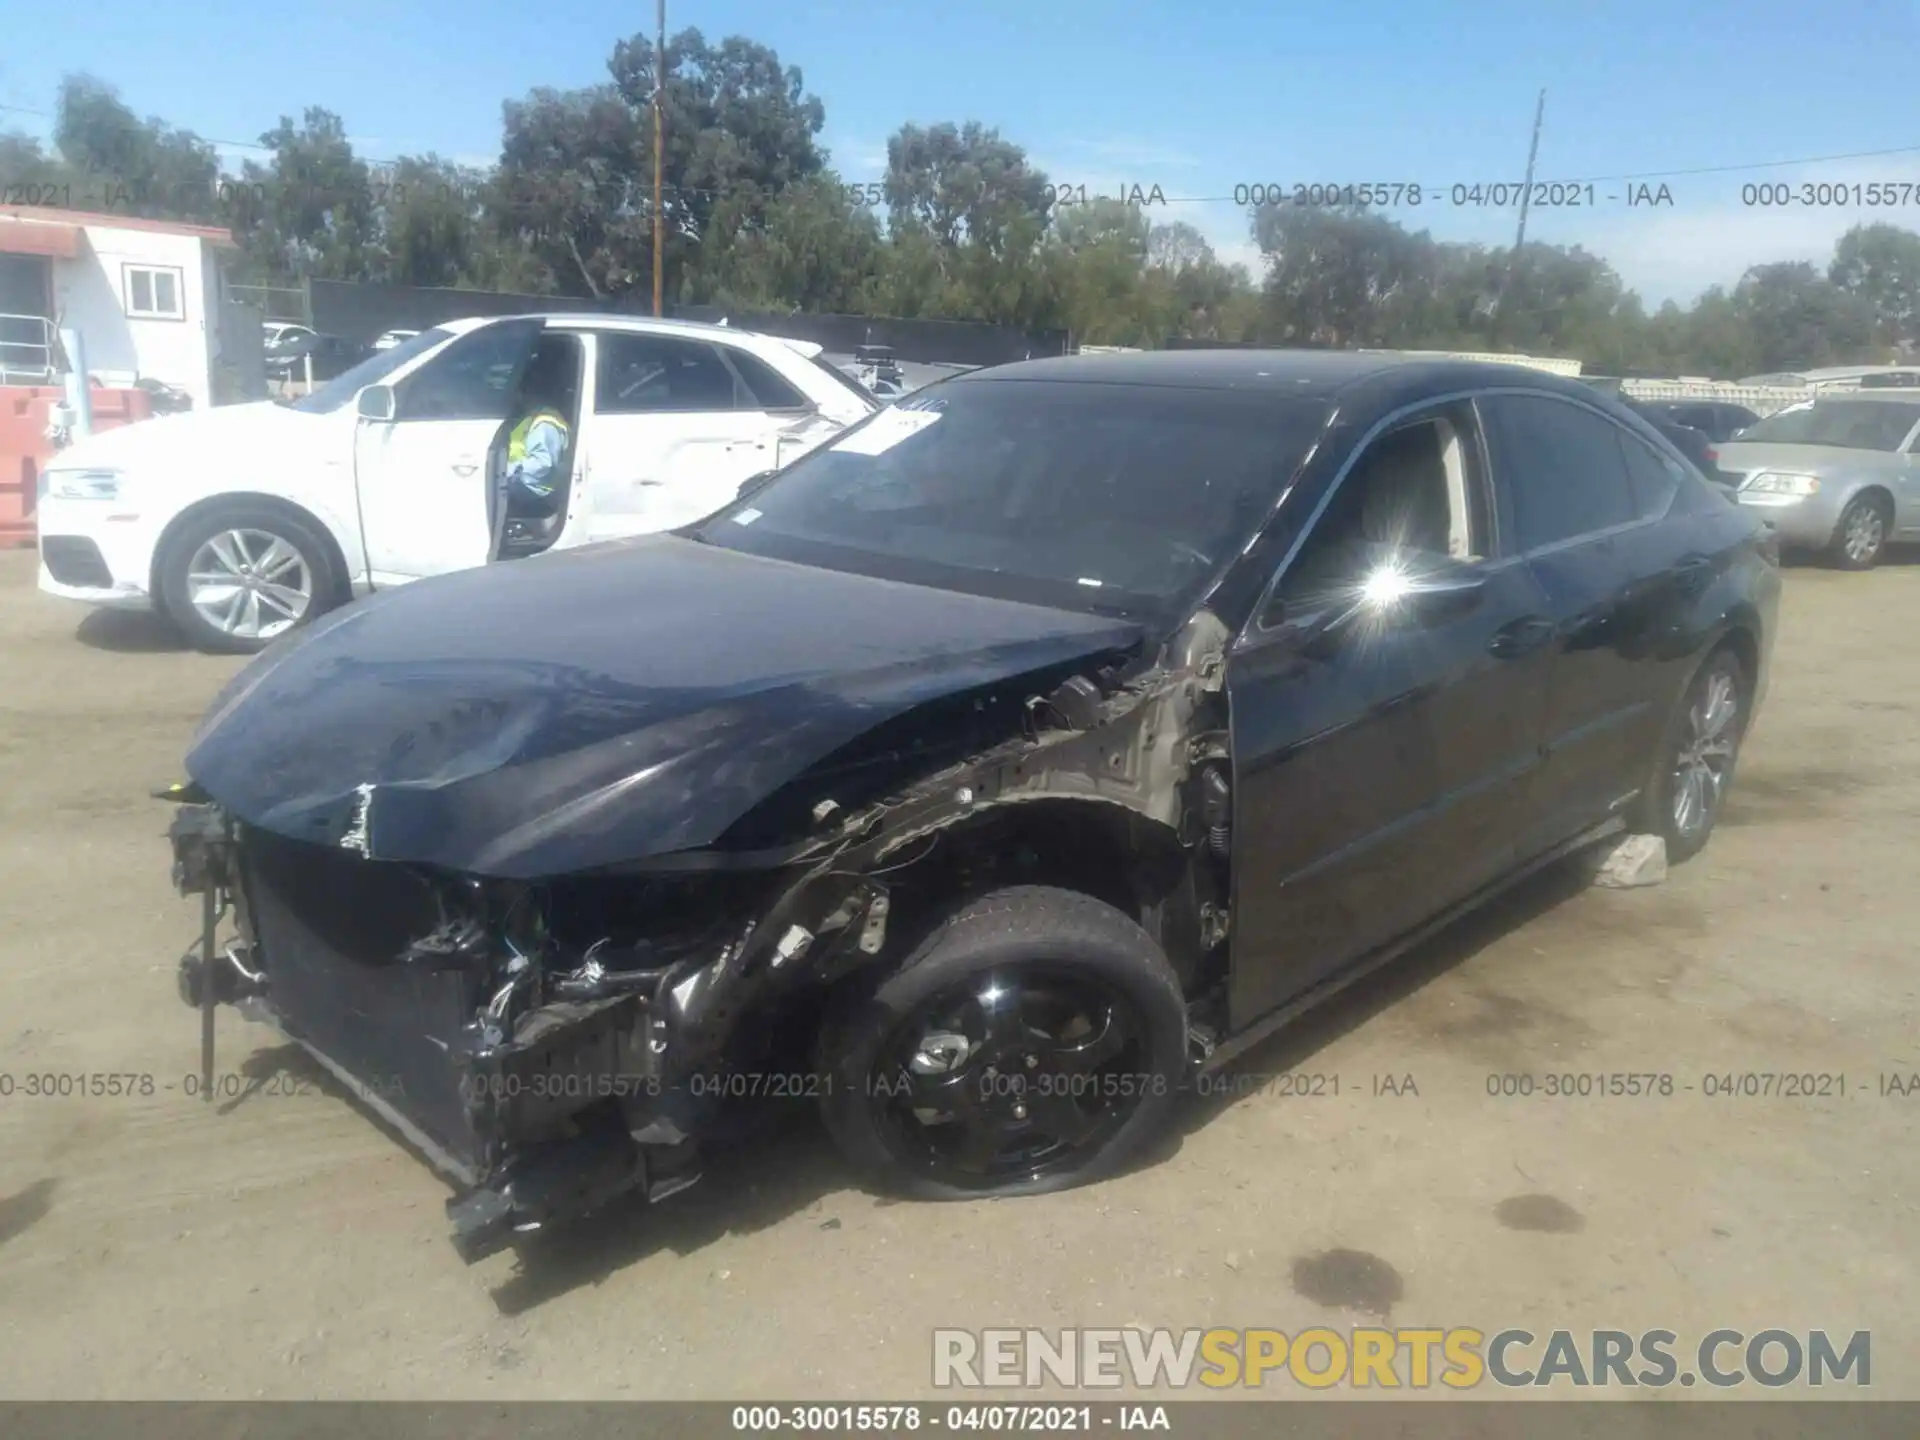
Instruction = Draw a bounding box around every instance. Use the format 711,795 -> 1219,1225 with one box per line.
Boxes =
167,612 -> 1237,1262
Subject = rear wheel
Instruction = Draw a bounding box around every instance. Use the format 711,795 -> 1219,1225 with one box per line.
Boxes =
817,886 -> 1189,1201
157,504 -> 342,654
1634,647 -> 1748,863
1828,492 -> 1889,570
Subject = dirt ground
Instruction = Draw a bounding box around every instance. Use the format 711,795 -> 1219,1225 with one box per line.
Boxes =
0,545 -> 1916,1402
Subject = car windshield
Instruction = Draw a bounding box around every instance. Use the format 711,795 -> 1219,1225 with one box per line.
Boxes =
1733,400 -> 1920,451
689,379 -> 1329,620
288,327 -> 454,413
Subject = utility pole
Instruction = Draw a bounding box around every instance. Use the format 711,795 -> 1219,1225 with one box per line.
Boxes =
1491,89 -> 1546,346
652,0 -> 666,317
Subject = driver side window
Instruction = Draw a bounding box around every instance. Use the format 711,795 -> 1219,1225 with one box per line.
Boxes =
1269,404 -> 1488,627
399,323 -> 538,421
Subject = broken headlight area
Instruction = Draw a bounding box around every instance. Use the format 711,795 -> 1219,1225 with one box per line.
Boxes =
165,803 -> 882,1264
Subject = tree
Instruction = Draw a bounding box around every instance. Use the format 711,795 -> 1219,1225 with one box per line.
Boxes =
1732,261 -> 1879,373
1830,223 -> 1920,353
707,175 -> 883,312
882,122 -> 1059,325
491,29 -> 829,302
1146,220 -> 1212,273
53,75 -> 219,221
233,109 -> 378,282
493,86 -> 650,297
374,155 -> 500,289
607,27 -> 829,298
1253,203 -> 1435,346
1052,199 -> 1154,343
0,133 -> 68,191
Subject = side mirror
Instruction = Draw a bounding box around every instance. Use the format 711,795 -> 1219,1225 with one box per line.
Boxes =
735,469 -> 779,502
1280,552 -> 1488,656
356,384 -> 396,421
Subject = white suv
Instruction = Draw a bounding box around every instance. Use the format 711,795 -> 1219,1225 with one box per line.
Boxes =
37,314 -> 878,652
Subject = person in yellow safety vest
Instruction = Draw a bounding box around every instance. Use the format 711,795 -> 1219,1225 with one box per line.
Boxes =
504,350 -> 573,518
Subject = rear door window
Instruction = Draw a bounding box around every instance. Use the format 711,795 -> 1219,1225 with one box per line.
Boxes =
595,334 -> 742,414
1616,430 -> 1686,519
1478,392 -> 1639,552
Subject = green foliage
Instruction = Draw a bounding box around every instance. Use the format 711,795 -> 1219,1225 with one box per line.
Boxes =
7,68 -> 1918,374
1830,223 -> 1920,350
54,75 -> 219,221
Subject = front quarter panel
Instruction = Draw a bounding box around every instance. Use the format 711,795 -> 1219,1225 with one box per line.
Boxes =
140,410 -> 369,592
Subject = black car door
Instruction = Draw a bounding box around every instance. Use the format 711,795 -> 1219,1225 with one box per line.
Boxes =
1606,428 -> 1734,749
1224,398 -> 1556,1030
1477,391 -> 1662,859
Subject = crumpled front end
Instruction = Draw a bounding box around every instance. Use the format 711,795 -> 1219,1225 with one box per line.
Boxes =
165,603 -> 1240,1263
167,795 -> 897,1263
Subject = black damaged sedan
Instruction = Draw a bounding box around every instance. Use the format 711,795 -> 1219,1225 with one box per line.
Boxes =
164,351 -> 1779,1260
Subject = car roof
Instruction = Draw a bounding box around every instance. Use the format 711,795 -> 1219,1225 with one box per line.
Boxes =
441,312 -> 776,342
956,348 -> 1591,400
434,311 -> 826,360
1798,390 -> 1920,404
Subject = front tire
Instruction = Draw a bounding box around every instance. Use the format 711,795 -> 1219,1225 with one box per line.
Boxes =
1634,646 -> 1748,864
1828,492 -> 1889,570
817,886 -> 1189,1202
157,504 -> 340,654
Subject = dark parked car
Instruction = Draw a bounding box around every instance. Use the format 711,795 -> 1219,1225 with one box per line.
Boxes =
1630,399 -> 1761,444
1621,400 -> 1728,486
162,352 -> 1779,1261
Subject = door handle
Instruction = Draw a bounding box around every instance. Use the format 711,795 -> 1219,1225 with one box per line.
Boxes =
451,461 -> 478,477
1488,616 -> 1555,659
1672,556 -> 1713,594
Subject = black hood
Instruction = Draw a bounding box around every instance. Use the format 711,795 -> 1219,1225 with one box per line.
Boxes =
186,536 -> 1145,878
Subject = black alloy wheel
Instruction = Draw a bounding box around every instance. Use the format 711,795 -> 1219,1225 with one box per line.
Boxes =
871,965 -> 1147,1188
818,886 -> 1189,1201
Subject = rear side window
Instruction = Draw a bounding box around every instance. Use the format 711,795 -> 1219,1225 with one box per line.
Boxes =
1479,393 -> 1638,551
723,347 -> 811,410
595,334 -> 741,414
1616,431 -> 1685,519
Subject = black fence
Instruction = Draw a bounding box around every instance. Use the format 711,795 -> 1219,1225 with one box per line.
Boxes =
305,280 -> 1066,368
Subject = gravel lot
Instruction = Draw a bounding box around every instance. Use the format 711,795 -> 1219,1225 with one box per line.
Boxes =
0,545 -> 1916,1400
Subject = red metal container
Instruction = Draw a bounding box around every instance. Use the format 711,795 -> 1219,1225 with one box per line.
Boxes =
0,385 -> 155,547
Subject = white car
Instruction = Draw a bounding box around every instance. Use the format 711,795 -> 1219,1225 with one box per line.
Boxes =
373,329 -> 420,350
261,322 -> 316,348
37,314 -> 879,652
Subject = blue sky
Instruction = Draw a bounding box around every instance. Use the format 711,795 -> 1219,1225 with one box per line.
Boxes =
5,0 -> 1918,305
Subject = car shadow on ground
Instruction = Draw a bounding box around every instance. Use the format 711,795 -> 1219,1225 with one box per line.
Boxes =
216,1040 -> 852,1314
1781,541 -> 1920,570
0,1177 -> 58,1249
74,608 -> 188,653
489,1100 -> 846,1315
1161,856 -> 1593,1148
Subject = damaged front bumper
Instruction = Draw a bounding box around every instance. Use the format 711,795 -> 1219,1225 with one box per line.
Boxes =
164,796 -> 887,1264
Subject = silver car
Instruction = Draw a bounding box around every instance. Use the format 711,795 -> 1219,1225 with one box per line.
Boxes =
1718,392 -> 1920,568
